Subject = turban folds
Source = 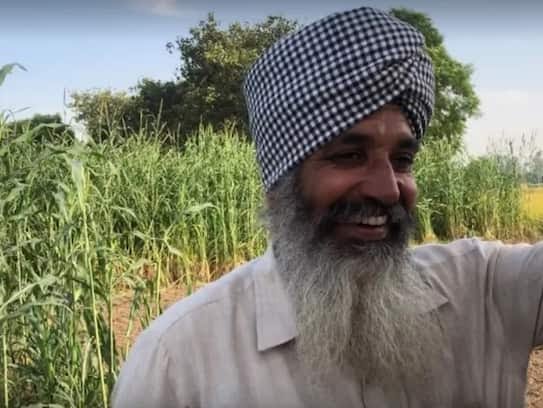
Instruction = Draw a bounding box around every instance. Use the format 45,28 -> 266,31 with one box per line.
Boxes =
243,7 -> 435,191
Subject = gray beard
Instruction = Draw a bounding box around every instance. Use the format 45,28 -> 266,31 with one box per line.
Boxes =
264,171 -> 446,396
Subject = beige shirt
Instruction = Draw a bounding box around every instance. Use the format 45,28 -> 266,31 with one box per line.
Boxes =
112,239 -> 543,407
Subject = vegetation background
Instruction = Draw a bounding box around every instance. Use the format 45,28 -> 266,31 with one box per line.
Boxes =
1,8 -> 542,408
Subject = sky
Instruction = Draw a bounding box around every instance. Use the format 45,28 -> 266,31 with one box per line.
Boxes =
1,0 -> 542,155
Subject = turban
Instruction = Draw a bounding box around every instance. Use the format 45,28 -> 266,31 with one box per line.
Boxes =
243,7 -> 435,191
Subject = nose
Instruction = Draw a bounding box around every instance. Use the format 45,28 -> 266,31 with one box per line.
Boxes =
359,160 -> 401,206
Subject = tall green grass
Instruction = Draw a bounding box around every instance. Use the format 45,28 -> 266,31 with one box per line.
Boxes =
414,139 -> 531,242
0,116 -> 539,407
0,122 -> 266,407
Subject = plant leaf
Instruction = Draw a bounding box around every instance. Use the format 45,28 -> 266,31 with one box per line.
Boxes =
0,63 -> 27,87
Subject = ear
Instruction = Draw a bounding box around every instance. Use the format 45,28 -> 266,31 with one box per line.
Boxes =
265,166 -> 303,205
264,193 -> 273,207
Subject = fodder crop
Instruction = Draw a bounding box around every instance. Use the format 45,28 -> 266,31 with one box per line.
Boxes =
0,118 -> 539,407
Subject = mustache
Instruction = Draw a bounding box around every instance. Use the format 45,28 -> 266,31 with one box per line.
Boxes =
320,198 -> 411,225
308,198 -> 415,246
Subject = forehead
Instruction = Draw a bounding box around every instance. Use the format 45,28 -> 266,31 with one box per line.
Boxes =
322,105 -> 417,151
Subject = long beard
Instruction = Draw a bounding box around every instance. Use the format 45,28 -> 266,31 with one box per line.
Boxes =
264,171 -> 445,394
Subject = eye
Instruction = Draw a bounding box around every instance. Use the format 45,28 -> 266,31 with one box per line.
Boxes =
393,154 -> 415,172
328,151 -> 365,164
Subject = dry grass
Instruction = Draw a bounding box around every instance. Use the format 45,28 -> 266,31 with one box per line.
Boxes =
523,186 -> 543,220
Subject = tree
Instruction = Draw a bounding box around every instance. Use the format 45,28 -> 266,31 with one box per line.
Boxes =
71,82 -> 188,145
390,8 -> 480,151
166,14 -> 299,135
69,10 -> 479,150
70,89 -> 142,143
7,113 -> 74,145
135,78 -> 184,135
168,10 -> 478,148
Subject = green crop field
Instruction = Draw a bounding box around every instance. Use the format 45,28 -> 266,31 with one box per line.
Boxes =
524,186 -> 543,220
0,118 -> 541,407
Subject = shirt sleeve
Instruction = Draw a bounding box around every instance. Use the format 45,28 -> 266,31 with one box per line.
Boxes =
485,241 -> 543,348
111,330 -> 192,408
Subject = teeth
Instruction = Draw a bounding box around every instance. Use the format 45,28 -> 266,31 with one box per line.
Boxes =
343,215 -> 389,226
359,215 -> 387,226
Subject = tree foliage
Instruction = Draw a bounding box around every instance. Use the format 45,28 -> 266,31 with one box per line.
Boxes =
390,8 -> 480,151
137,78 -> 184,133
71,15 -> 298,143
166,14 -> 299,135
7,113 -> 74,144
70,89 -> 142,143
70,10 -> 479,150
70,80 -> 187,145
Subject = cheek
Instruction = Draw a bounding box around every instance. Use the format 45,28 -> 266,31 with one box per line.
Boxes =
400,177 -> 417,210
300,166 -> 356,212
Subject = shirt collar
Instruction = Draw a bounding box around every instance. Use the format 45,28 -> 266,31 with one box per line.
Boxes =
253,246 -> 298,352
252,246 -> 449,352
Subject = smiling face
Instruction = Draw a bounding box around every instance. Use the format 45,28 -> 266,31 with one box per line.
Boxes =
298,104 -> 418,245
264,104 -> 443,390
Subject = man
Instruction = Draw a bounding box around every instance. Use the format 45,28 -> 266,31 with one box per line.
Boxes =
112,7 -> 543,407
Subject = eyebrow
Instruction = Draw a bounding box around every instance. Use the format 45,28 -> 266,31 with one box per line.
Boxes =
331,131 -> 420,152
397,137 -> 420,152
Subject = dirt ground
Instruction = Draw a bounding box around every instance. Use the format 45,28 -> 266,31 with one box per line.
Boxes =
527,348 -> 543,407
112,285 -> 543,407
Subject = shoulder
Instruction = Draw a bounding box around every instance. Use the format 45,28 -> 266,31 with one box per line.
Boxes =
139,255 -> 264,345
411,238 -> 500,267
113,255 -> 268,405
410,238 -> 505,300
410,238 -> 543,306
411,238 -> 543,271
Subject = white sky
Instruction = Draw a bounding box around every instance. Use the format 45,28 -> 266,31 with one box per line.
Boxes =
1,0 -> 542,155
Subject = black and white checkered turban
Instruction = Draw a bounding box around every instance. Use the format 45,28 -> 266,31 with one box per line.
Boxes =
243,7 -> 435,191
